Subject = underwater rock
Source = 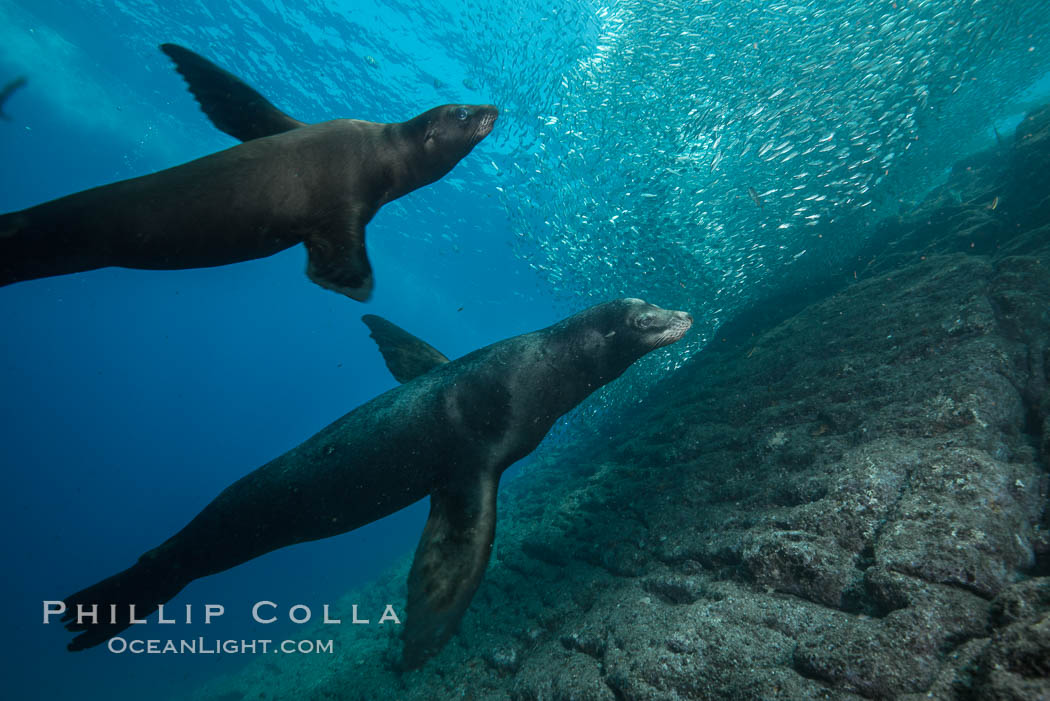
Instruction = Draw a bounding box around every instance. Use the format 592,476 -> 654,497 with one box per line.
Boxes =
558,627 -> 607,659
741,531 -> 859,609
852,101 -> 1050,276
942,579 -> 1050,699
484,646 -> 521,675
991,577 -> 1050,626
1010,104 -> 1050,230
642,574 -> 709,605
518,537 -> 569,567
511,650 -> 614,701
961,610 -> 1050,700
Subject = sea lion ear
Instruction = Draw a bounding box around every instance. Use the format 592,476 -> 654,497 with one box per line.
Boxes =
360,315 -> 451,383
422,120 -> 438,143
160,43 -> 307,141
402,468 -> 499,669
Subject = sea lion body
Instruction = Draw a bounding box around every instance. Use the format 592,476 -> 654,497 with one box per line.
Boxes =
0,45 -> 498,299
5,121 -> 378,276
146,345 -> 529,576
61,299 -> 693,667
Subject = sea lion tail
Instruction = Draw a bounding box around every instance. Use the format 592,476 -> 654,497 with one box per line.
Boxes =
61,560 -> 186,651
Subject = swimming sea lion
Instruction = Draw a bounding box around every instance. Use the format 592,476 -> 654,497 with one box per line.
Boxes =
0,45 -> 497,300
59,299 -> 692,667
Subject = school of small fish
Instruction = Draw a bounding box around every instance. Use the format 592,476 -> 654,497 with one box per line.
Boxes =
87,0 -> 1050,412
477,0 -> 1050,362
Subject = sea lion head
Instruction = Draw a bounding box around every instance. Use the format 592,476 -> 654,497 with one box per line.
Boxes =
403,104 -> 499,176
606,297 -> 693,352
560,298 -> 693,383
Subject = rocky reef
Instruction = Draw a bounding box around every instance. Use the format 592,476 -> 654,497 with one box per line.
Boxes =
192,108 -> 1050,700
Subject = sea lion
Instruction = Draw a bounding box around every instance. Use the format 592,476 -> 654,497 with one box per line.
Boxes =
0,44 -> 497,300
60,299 -> 692,667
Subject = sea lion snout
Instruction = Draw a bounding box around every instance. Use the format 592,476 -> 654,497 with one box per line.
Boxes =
473,105 -> 499,142
658,309 -> 693,347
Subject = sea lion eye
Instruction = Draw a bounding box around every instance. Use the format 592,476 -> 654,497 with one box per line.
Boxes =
635,313 -> 656,329
454,107 -> 470,121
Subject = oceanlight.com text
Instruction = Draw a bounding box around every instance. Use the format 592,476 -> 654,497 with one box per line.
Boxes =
106,637 -> 334,655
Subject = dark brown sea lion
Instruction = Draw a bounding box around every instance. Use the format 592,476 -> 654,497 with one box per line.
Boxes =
59,299 -> 692,667
0,45 -> 497,300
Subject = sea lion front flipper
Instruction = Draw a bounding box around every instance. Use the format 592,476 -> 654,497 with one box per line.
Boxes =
304,214 -> 374,301
160,43 -> 306,142
361,315 -> 451,383
402,467 -> 499,669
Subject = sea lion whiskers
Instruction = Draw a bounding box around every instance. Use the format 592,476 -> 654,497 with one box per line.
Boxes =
646,313 -> 694,349
649,322 -> 692,349
472,109 -> 498,145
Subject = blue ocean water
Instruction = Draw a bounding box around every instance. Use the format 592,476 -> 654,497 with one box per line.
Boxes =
1,1 -> 1048,699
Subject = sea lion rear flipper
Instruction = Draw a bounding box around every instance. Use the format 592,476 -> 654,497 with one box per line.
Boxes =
402,468 -> 499,668
361,315 -> 451,383
160,43 -> 306,142
62,559 -> 186,651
